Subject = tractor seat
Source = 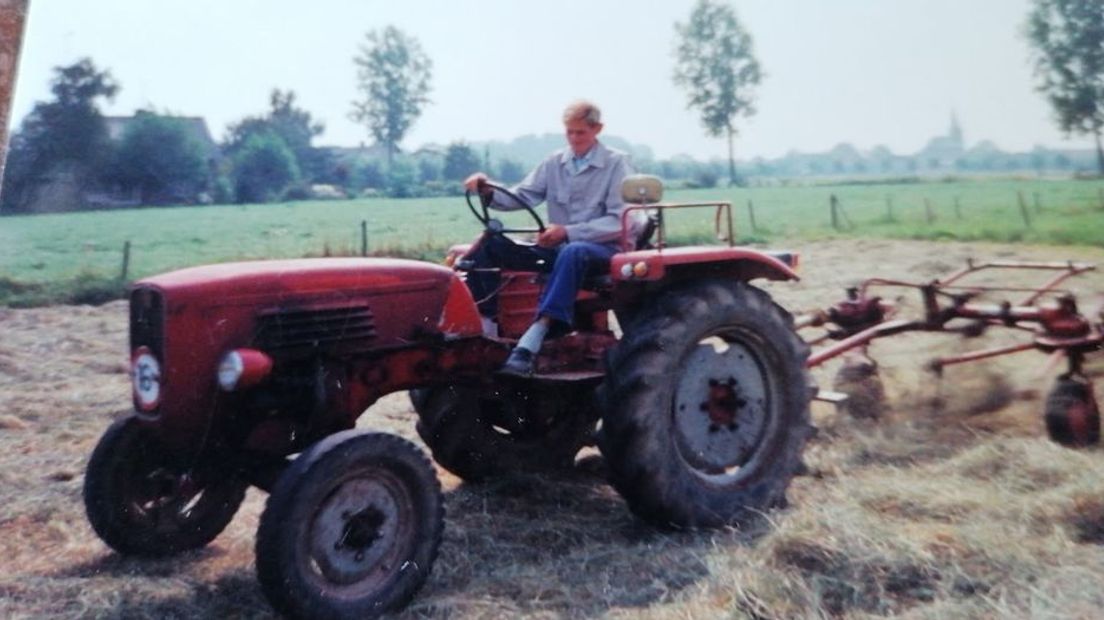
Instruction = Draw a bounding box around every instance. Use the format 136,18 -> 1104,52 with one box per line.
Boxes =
570,170 -> 662,291
578,174 -> 662,286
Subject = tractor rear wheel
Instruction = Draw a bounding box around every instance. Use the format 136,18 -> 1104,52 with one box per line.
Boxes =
255,431 -> 443,619
412,383 -> 598,481
83,415 -> 247,557
598,280 -> 812,527
1045,375 -> 1100,448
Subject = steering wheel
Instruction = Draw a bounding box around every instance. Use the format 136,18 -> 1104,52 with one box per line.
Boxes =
465,182 -> 545,234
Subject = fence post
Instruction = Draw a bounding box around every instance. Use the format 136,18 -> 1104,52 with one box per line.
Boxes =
1017,191 -> 1033,229
746,199 -> 758,232
361,220 -> 368,256
924,198 -> 935,224
120,240 -> 131,281
830,194 -> 840,231
1033,191 -> 1041,214
885,195 -> 894,221
954,196 -> 962,220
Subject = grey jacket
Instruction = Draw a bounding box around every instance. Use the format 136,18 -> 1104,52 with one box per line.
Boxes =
490,142 -> 643,248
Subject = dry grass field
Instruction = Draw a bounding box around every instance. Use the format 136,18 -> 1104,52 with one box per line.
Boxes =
1,238 -> 1103,619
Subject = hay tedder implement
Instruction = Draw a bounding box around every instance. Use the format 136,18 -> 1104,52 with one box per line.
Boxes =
798,260 -> 1103,446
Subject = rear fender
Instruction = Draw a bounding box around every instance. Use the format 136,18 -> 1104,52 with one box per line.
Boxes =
610,247 -> 800,285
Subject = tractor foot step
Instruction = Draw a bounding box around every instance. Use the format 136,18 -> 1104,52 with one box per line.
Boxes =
813,389 -> 850,404
497,370 -> 605,384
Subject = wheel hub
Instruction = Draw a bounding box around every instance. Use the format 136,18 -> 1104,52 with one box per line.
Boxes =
673,336 -> 770,476
338,506 -> 386,552
702,378 -> 746,430
128,463 -> 206,529
309,477 -> 407,586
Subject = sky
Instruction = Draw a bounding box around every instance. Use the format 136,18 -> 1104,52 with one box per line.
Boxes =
8,0 -> 1096,160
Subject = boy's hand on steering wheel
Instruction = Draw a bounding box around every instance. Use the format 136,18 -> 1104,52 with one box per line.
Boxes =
536,224 -> 567,248
463,172 -> 491,196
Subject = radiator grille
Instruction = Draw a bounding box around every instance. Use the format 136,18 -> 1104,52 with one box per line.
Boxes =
129,287 -> 164,356
255,305 -> 376,354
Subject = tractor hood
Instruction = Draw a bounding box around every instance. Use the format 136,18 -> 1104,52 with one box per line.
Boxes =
133,257 -> 482,349
125,257 -> 483,448
139,257 -> 448,301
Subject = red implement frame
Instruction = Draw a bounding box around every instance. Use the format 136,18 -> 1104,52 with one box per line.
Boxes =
800,260 -> 1102,375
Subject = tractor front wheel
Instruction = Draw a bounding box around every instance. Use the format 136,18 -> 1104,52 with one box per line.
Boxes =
255,431 -> 443,620
83,415 -> 247,557
599,280 -> 813,527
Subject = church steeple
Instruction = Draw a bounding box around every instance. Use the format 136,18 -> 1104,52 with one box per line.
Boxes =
949,111 -> 963,147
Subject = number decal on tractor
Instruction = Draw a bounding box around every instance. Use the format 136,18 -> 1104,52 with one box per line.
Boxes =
131,347 -> 161,411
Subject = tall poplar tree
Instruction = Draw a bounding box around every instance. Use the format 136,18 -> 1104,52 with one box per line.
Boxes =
350,26 -> 433,167
673,0 -> 762,185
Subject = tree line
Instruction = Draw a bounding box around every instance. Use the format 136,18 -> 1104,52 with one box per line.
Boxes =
3,0 -> 1101,214
0,69 -> 522,213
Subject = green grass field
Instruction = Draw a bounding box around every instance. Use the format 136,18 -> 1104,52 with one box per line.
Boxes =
1,178 -> 1102,305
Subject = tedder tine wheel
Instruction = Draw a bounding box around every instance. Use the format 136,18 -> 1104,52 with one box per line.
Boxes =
1045,375 -> 1101,448
255,431 -> 444,619
832,355 -> 886,420
598,280 -> 814,528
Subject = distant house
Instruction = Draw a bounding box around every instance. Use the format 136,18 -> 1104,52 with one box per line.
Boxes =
88,115 -> 222,207
15,114 -> 223,212
104,115 -> 220,161
326,142 -> 398,165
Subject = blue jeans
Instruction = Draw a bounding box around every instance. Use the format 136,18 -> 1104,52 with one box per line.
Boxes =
466,234 -> 616,326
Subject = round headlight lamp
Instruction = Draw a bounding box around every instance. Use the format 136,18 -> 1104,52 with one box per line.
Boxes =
217,349 -> 273,391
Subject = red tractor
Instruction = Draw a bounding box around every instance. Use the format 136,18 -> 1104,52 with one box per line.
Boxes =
83,177 -> 813,618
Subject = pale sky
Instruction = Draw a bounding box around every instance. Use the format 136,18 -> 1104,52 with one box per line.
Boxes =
8,0 -> 1096,160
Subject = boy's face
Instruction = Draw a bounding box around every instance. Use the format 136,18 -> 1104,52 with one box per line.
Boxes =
564,119 -> 602,156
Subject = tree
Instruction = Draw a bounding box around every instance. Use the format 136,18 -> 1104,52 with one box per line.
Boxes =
385,158 -> 419,198
226,89 -> 327,180
109,111 -> 211,204
350,26 -> 433,166
416,156 -> 441,183
1,58 -> 118,212
673,0 -> 762,186
231,133 -> 300,204
496,158 -> 526,183
352,160 -> 386,193
1026,0 -> 1104,174
442,142 -> 481,182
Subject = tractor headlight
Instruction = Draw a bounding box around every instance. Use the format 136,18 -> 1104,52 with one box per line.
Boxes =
619,261 -> 650,279
217,349 -> 273,391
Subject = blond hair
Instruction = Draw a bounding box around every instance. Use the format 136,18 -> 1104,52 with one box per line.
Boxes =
563,100 -> 602,126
